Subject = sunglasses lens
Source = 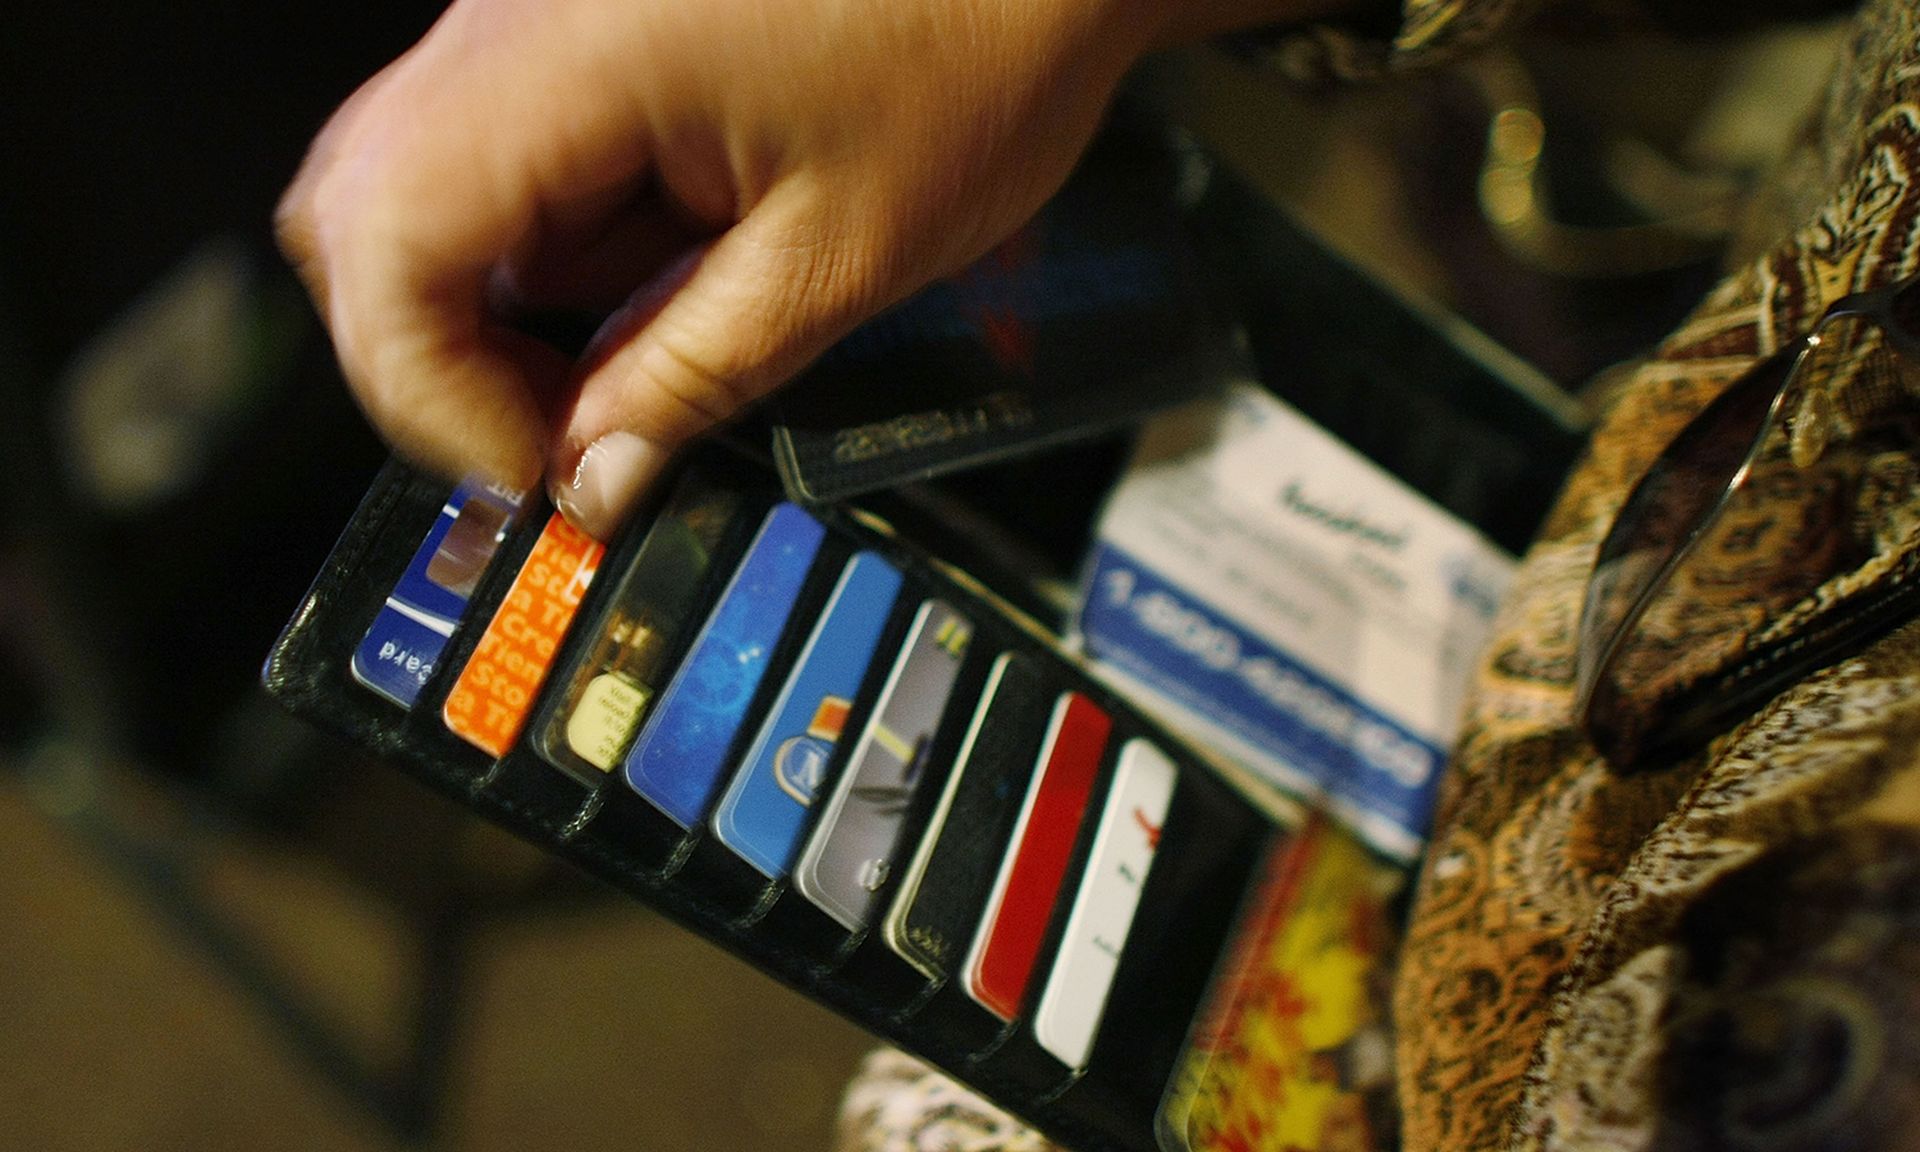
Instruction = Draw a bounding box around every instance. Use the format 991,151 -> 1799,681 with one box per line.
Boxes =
1575,348 -> 1794,756
1890,277 -> 1920,341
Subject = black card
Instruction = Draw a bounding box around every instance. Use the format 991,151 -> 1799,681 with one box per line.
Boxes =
767,107 -> 1238,504
880,650 -> 1051,979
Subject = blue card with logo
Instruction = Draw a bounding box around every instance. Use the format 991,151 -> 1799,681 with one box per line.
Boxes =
351,480 -> 525,709
712,551 -> 905,878
624,502 -> 827,827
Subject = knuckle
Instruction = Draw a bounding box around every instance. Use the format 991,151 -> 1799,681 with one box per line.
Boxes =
645,333 -> 755,429
766,216 -> 888,329
271,192 -> 312,261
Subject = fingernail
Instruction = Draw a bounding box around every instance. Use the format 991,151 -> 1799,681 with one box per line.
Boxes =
550,432 -> 666,541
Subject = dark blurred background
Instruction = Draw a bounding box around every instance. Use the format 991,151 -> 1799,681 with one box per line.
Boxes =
0,6 -> 876,1151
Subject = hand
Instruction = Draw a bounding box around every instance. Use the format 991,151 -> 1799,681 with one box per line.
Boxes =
277,0 -> 1165,539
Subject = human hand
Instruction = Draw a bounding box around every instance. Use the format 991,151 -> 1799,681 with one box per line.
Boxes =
277,0 -> 1169,539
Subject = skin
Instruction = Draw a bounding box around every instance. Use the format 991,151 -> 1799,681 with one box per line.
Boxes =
278,0 -> 1347,539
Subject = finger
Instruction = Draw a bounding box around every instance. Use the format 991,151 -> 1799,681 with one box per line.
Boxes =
494,196 -> 713,315
296,20 -> 656,488
548,188 -> 888,539
329,258 -> 569,490
275,61 -> 411,315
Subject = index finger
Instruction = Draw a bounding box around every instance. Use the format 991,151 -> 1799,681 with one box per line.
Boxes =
279,6 -> 653,488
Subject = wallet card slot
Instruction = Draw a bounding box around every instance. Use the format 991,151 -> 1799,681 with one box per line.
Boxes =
696,584 -> 924,923
352,479 -> 530,718
1031,736 -> 1179,1070
441,510 -> 603,759
619,502 -> 841,829
880,649 -> 1054,983
706,550 -> 912,889
526,461 -> 774,789
899,980 -> 1019,1060
789,594 -> 979,933
806,627 -> 1001,1005
478,462 -> 777,829
1038,765 -> 1271,1147
563,779 -> 696,881
958,712 -> 1124,1089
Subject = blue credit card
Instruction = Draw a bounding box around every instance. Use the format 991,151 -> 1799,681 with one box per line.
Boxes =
624,503 -> 827,827
712,551 -> 904,878
351,480 -> 525,709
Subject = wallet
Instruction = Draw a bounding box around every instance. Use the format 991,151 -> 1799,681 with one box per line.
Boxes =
264,439 -> 1296,1152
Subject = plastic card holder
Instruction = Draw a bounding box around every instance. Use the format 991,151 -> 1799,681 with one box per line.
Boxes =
262,446 -> 1287,1152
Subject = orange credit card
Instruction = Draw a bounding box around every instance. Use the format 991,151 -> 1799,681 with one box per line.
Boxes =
443,511 -> 604,758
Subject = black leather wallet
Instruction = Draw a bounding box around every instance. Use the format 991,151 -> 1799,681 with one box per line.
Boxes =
263,440 -> 1282,1152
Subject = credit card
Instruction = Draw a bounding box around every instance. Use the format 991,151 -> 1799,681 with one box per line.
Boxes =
882,651 -> 1048,979
793,599 -> 973,932
964,691 -> 1112,1020
1032,738 -> 1176,1068
712,551 -> 905,878
624,503 -> 826,827
531,472 -> 745,785
443,511 -> 603,757
1155,818 -> 1400,1152
351,480 -> 525,709
766,110 -> 1234,504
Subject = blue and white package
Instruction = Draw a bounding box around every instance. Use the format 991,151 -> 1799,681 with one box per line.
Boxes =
1075,383 -> 1514,861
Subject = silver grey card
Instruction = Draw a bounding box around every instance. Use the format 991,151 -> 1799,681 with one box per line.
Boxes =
793,599 -> 973,931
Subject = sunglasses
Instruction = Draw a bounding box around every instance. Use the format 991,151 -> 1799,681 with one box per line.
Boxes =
1575,272 -> 1920,768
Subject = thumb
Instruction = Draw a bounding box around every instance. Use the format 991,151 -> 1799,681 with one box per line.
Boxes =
548,195 -> 884,540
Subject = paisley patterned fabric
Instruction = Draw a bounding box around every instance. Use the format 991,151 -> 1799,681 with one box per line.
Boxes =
837,2 -> 1920,1150
834,1049 -> 1067,1152
1398,2 -> 1920,1147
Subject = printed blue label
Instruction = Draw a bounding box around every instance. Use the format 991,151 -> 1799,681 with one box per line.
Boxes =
1079,542 -> 1443,845
350,606 -> 458,710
